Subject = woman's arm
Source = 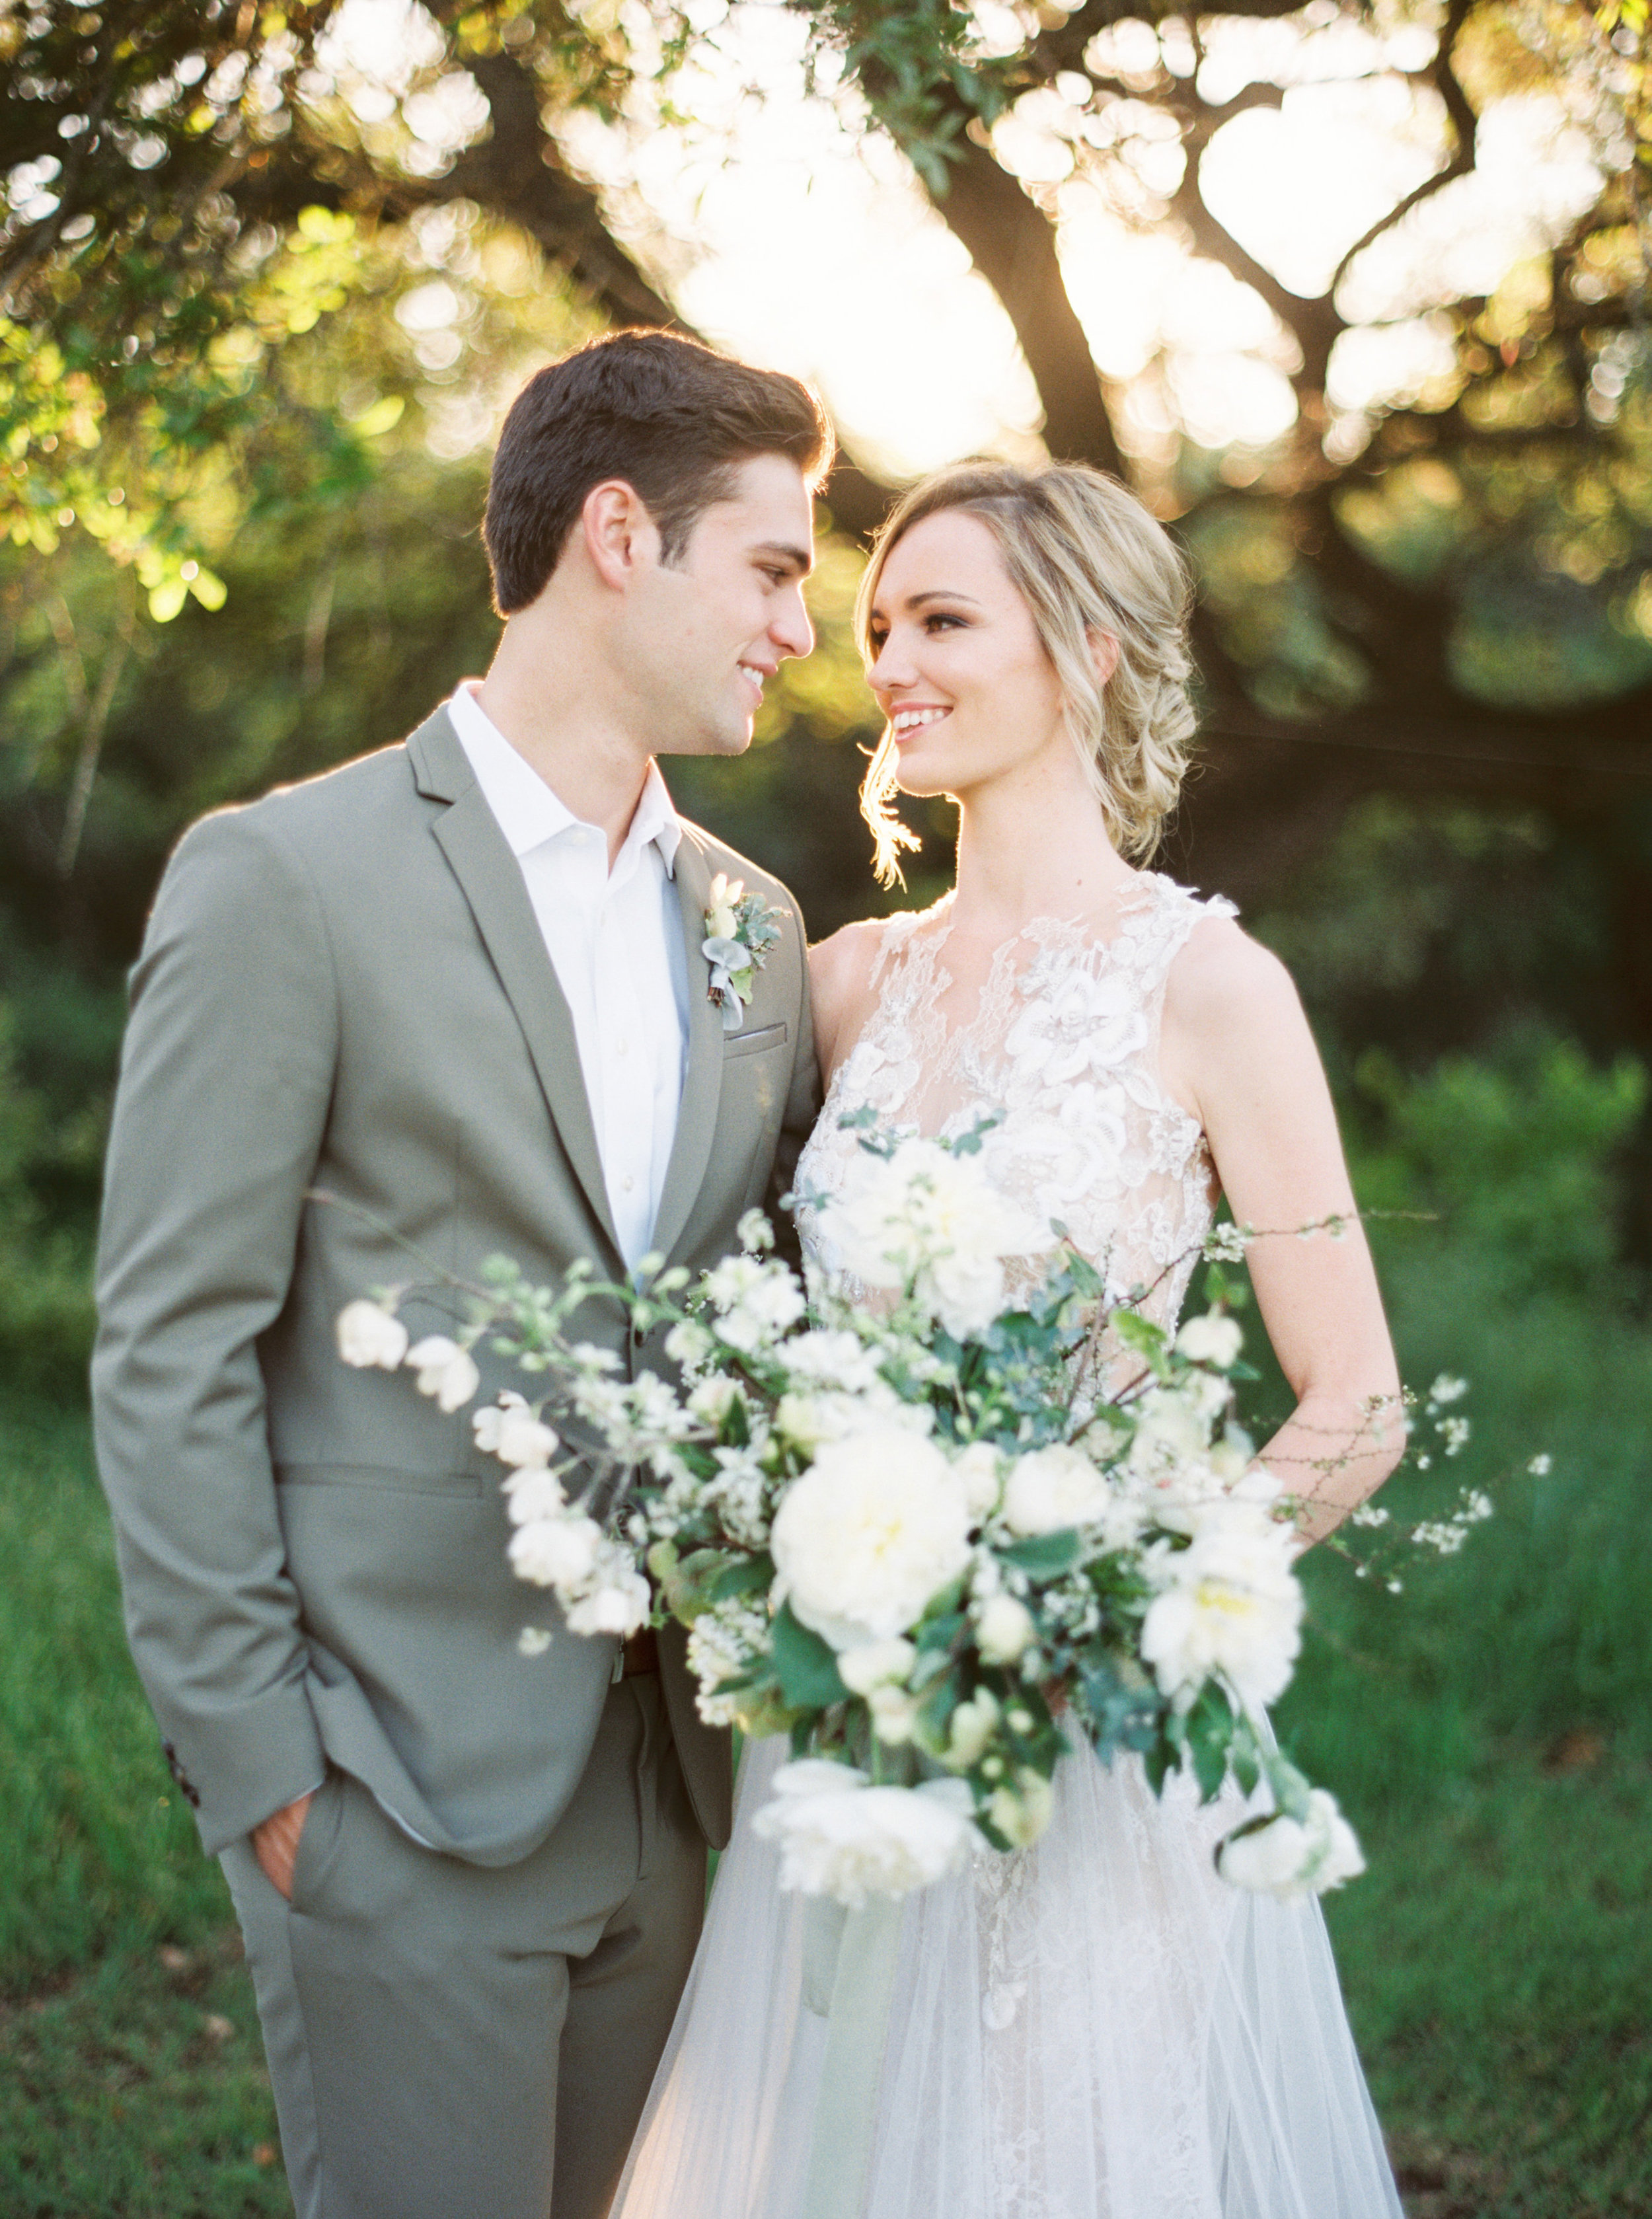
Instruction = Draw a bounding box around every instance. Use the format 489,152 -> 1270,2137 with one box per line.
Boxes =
1161,918 -> 1404,1547
806,920 -> 884,1093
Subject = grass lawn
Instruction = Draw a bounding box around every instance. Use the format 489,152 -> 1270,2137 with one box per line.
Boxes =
3,1232 -> 1649,2216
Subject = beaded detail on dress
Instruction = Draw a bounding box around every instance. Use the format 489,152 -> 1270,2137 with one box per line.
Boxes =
795,874 -> 1238,1334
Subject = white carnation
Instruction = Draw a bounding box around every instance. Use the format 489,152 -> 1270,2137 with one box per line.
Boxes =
1217,1790 -> 1365,1899
771,1429 -> 973,1649
753,1764 -> 973,1906
405,1335 -> 481,1413
508,1511 -> 601,1589
1176,1313 -> 1244,1369
1002,1443 -> 1111,1536
1139,1503 -> 1303,1713
336,1300 -> 408,1371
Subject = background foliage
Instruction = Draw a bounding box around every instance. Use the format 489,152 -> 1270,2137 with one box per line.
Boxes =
2,0 -> 1650,2210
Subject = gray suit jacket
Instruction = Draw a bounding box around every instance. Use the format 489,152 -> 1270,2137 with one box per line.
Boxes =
91,705 -> 820,1864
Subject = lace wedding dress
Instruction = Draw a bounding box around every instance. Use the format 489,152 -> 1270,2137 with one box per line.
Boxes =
610,877 -> 1403,2219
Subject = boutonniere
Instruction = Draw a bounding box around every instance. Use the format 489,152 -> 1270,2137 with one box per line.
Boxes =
702,872 -> 783,1033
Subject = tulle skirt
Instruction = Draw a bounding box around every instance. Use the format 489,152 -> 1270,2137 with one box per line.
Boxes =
611,1735 -> 1403,2219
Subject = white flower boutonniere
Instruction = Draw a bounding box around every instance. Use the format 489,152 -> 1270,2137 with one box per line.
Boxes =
702,872 -> 783,1033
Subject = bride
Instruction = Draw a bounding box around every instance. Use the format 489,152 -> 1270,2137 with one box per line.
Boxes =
610,461 -> 1407,2219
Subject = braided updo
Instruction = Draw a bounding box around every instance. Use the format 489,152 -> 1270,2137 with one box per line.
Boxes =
854,461 -> 1199,885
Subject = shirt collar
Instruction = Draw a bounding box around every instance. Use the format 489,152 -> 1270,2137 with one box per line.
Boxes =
446,682 -> 681,878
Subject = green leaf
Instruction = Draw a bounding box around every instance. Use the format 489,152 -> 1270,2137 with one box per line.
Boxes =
999,1529 -> 1084,1577
708,1555 -> 773,1602
771,1601 -> 850,1710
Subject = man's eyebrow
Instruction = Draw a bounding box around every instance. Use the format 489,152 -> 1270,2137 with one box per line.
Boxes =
752,540 -> 813,576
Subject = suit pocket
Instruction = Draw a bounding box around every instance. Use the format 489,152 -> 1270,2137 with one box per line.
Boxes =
723,1020 -> 788,1061
289,1767 -> 349,1916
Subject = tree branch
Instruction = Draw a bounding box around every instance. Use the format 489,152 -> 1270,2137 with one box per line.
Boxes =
1327,0 -> 1478,298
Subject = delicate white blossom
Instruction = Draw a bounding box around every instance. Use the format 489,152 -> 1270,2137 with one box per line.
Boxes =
753,1764 -> 974,1906
975,1593 -> 1038,1666
474,1398 -> 559,1468
1217,1789 -> 1365,1898
336,1300 -> 409,1371
1003,1443 -> 1112,1536
987,1766 -> 1057,1849
1176,1313 -> 1244,1369
405,1335 -> 480,1413
1140,1502 -> 1303,1713
772,1428 -> 973,1649
502,1467 -> 568,1524
837,1638 -> 917,1694
817,1139 -> 1051,1340
508,1511 -> 601,1589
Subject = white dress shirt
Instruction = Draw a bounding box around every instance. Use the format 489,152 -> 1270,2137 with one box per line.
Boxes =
447,683 -> 689,1269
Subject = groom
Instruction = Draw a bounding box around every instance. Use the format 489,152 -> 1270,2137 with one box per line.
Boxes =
91,330 -> 831,2219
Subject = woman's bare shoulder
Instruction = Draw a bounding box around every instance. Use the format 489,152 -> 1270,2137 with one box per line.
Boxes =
1164,911 -> 1302,1037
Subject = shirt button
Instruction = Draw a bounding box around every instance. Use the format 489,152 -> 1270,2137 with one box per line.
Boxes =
621,1174 -> 635,1193
615,1038 -> 628,1057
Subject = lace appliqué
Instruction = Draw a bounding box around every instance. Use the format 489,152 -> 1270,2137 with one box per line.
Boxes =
797,875 -> 1237,1337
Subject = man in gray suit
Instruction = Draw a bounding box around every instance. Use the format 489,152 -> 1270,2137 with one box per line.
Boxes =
92,330 -> 832,2219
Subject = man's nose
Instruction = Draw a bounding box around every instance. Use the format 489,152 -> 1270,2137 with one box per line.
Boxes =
774,586 -> 814,661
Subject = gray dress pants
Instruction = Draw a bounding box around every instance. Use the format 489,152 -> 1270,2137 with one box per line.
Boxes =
221,1674 -> 706,2219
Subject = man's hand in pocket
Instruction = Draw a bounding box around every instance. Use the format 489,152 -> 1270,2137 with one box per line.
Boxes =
251,1791 -> 315,1901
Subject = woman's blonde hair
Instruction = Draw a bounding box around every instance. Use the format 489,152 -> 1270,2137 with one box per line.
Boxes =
854,461 -> 1199,885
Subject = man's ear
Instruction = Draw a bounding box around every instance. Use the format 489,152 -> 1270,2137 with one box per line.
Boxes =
580,479 -> 662,591
1087,627 -> 1121,687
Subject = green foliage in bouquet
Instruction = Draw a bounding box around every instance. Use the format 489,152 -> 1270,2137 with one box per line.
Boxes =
341,1121 -> 1414,1906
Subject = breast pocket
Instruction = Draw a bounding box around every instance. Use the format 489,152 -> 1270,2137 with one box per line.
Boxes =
723,1020 -> 788,1061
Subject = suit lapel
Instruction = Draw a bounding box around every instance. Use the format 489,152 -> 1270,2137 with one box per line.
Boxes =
407,709 -> 623,1265
652,829 -> 725,1264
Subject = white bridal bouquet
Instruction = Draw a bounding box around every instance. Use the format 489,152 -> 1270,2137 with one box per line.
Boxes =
338,1119 -> 1487,1910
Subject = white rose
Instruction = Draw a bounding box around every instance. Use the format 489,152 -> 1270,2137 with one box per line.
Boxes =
1176,1313 -> 1244,1369
975,1593 -> 1037,1666
1139,1504 -> 1304,1713
507,1512 -> 601,1589
502,1467 -> 568,1525
837,1638 -> 917,1695
405,1335 -> 481,1413
752,1767 -> 973,1906
336,1300 -> 408,1371
951,1442 -> 1003,1521
771,1429 -> 973,1649
1129,1387 -> 1214,1470
944,1686 -> 1000,1769
987,1767 -> 1056,1848
1002,1443 -> 1111,1536
1218,1790 -> 1365,1899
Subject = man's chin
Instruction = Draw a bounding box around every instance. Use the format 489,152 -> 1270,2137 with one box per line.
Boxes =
659,718 -> 755,761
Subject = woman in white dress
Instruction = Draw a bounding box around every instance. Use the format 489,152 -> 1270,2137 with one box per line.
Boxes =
611,461 -> 1408,2219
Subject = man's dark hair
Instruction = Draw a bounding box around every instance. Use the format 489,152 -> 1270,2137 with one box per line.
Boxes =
482,329 -> 833,614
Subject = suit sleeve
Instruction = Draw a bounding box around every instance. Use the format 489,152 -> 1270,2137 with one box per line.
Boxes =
91,809 -> 336,1854
768,895 -> 823,1269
